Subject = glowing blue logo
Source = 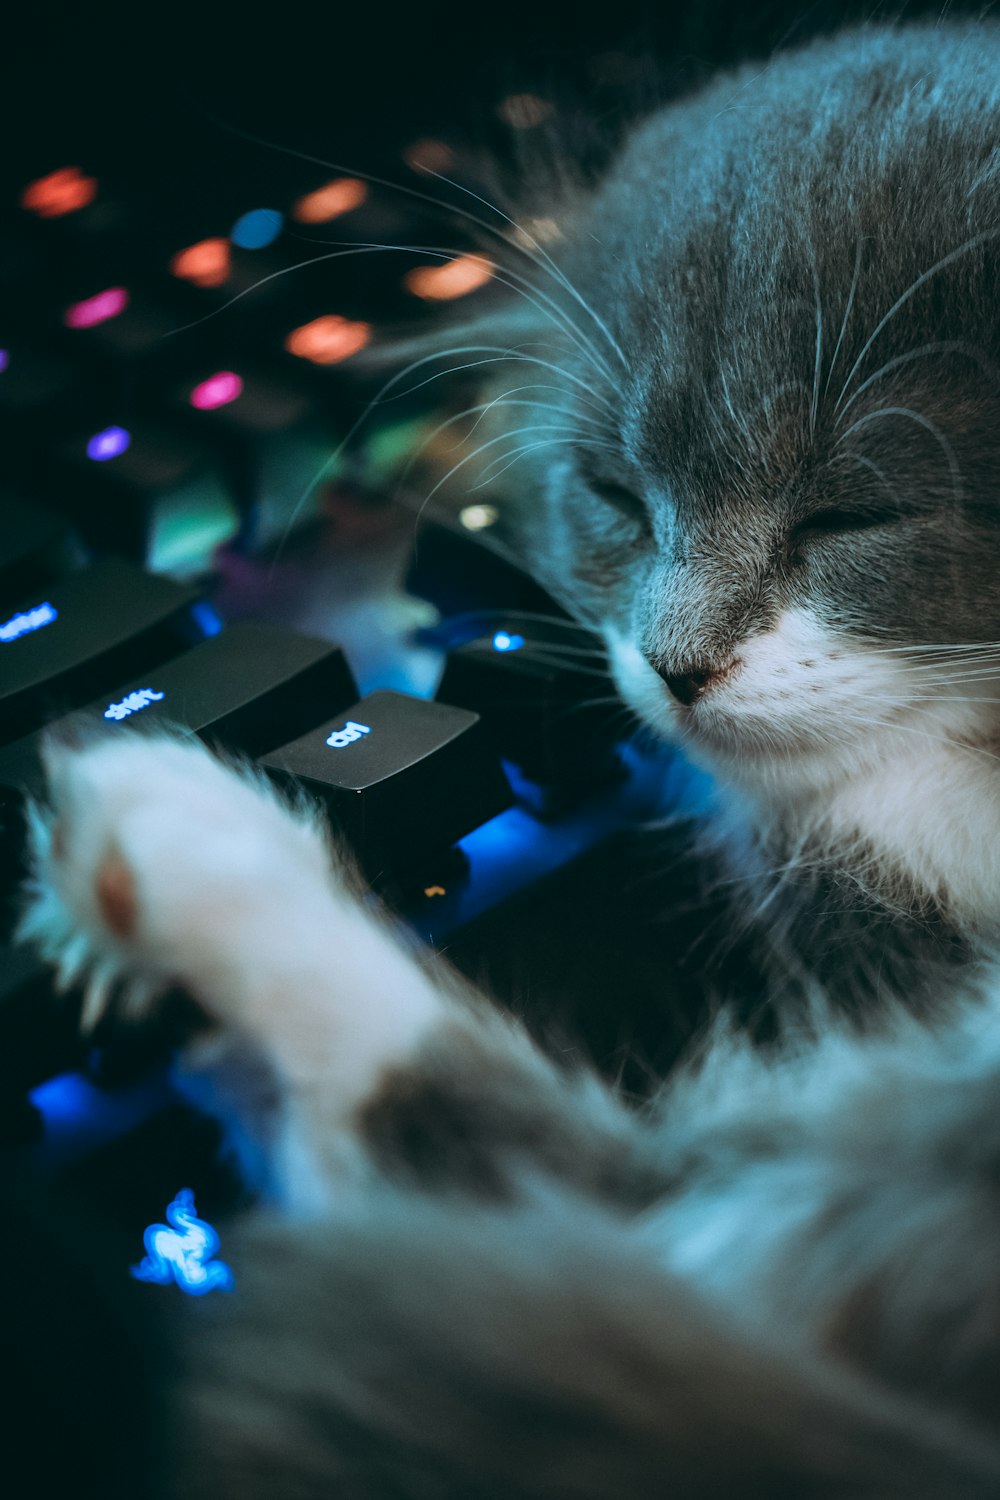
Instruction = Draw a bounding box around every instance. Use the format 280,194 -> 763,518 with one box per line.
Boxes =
104,687 -> 165,721
0,601 -> 57,642
131,1188 -> 234,1296
492,631 -> 524,652
326,719 -> 371,749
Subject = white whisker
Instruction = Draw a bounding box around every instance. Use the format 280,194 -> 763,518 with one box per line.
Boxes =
809,250 -> 823,437
419,165 -> 631,374
441,608 -> 605,641
381,348 -> 618,412
209,114 -> 629,374
834,228 -> 1000,412
469,435 -> 618,490
823,221 -> 864,401
836,341 -> 1000,423
833,451 -> 903,507
834,405 -> 962,504
410,426 -> 595,528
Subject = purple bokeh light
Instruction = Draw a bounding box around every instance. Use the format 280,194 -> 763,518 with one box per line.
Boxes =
86,425 -> 131,461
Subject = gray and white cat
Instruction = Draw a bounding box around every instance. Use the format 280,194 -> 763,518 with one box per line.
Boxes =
473,18 -> 1000,1017
20,19 -> 1000,1497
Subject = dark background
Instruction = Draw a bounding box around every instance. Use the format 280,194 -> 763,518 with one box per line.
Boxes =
5,2 -> 993,195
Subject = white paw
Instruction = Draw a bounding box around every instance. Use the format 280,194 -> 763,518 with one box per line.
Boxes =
18,731 -> 332,1031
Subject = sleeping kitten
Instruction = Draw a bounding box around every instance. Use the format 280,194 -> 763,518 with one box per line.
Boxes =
19,19 -> 1000,1497
471,19 -> 1000,1015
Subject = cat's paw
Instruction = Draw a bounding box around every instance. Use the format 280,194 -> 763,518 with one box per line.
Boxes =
19,731 -> 332,1030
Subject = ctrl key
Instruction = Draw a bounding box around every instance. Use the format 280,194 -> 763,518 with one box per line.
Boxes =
259,691 -> 511,880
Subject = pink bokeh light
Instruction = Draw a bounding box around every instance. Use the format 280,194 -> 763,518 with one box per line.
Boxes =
64,286 -> 129,329
189,371 -> 244,411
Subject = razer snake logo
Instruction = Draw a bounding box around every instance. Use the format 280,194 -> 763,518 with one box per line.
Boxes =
131,1188 -> 234,1296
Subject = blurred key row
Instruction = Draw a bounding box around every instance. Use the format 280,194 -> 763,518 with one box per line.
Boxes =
0,135 -> 510,573
0,538 -> 624,885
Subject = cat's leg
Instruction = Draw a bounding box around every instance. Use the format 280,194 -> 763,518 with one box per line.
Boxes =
19,731 -> 660,1215
21,733 -> 1000,1499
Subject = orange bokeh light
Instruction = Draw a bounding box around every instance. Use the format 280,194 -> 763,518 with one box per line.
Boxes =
403,138 -> 456,175
496,94 -> 554,129
284,315 -> 372,365
169,238 -> 232,289
404,254 -> 494,302
292,178 -> 368,224
21,166 -> 98,219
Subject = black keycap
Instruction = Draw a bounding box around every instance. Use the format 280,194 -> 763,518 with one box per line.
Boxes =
0,945 -> 82,1111
166,362 -> 342,548
0,622 -> 358,899
436,629 -> 625,808
0,343 -> 97,438
404,519 -> 569,623
56,282 -> 202,384
260,689 -> 511,879
0,492 -> 80,612
93,620 -> 359,754
0,558 -> 199,743
17,164 -> 138,281
173,362 -> 315,440
0,224 -> 44,293
45,415 -> 237,563
0,620 -> 358,811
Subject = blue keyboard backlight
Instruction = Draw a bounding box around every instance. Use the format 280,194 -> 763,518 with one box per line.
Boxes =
492,631 -> 524,652
190,600 -> 224,638
0,601 -> 57,642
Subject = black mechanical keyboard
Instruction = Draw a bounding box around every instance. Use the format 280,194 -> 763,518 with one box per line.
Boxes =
0,123 -> 709,1261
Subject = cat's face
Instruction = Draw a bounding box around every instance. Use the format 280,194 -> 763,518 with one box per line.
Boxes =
483,26 -> 1000,795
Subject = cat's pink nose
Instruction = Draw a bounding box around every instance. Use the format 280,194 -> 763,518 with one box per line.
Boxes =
651,659 -> 735,706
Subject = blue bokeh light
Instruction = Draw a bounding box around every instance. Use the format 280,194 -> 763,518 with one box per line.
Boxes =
190,600 -> 224,638
492,631 -> 525,652
230,209 -> 284,249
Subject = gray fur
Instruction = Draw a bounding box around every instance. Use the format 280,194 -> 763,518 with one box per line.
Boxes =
175,1188 -> 1000,1499
496,24 -> 1000,643
27,23 -> 1000,1498
169,23 -> 1000,1492
460,21 -> 1000,1012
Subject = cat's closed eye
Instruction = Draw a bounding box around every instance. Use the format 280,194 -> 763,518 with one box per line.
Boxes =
791,506 -> 900,543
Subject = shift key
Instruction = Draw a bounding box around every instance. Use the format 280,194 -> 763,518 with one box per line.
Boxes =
260,690 -> 511,879
91,620 -> 358,757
